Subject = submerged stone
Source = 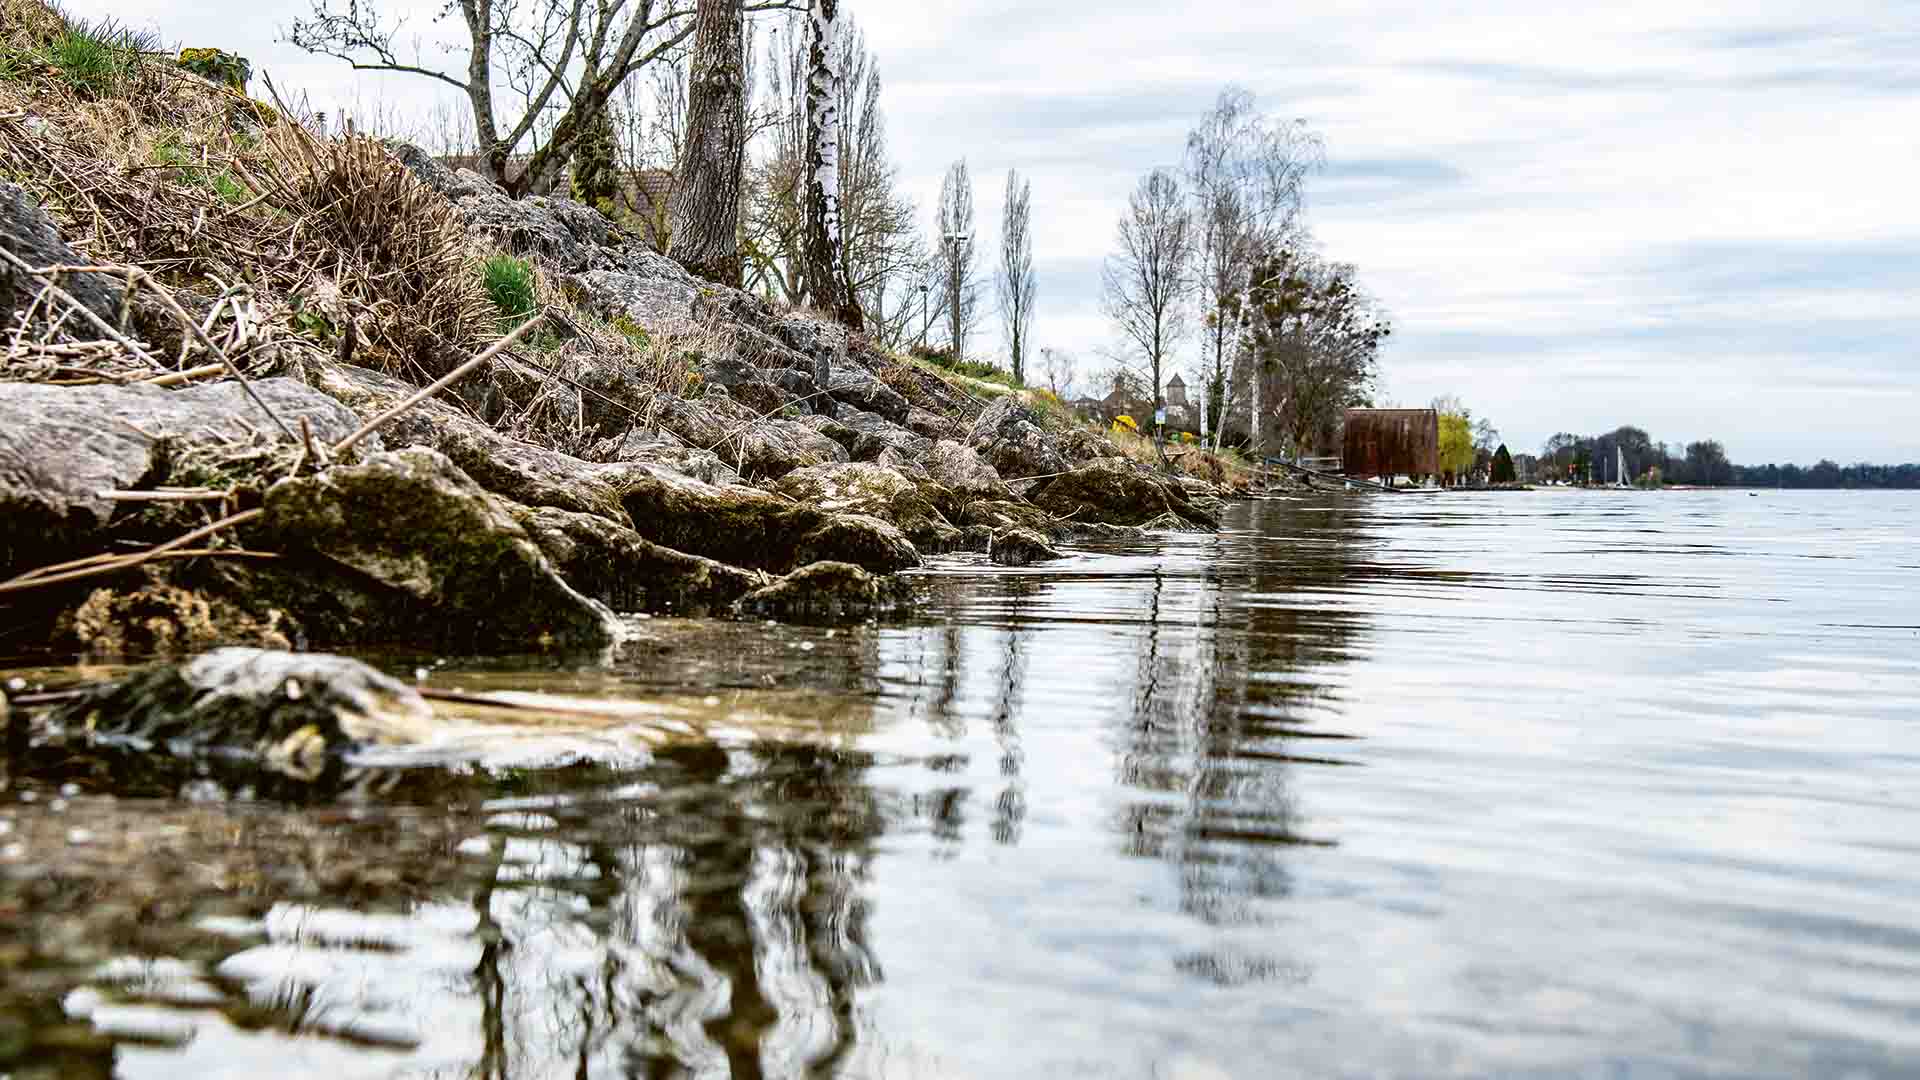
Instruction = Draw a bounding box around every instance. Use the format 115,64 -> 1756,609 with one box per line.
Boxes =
989,528 -> 1063,566
34,648 -> 437,780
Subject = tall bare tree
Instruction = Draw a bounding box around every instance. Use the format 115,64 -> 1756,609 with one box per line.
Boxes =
1102,169 -> 1193,437
800,0 -> 860,330
1184,86 -> 1321,449
996,169 -> 1036,384
288,0 -> 793,197
1039,346 -> 1078,398
745,14 -> 920,338
668,0 -> 746,285
935,159 -> 980,360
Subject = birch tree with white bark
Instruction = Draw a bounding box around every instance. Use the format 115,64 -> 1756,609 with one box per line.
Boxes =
1183,86 -> 1321,450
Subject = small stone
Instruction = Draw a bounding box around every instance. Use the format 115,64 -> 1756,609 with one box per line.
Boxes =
67,827 -> 95,845
60,782 -> 80,797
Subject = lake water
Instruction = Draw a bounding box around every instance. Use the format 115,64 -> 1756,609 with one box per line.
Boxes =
4,490 -> 1918,1078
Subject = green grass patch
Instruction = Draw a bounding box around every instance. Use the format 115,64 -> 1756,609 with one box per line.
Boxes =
38,17 -> 153,99
482,254 -> 537,330
48,28 -> 125,97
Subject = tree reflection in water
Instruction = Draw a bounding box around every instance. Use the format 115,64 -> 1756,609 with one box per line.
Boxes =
1113,499 -> 1367,932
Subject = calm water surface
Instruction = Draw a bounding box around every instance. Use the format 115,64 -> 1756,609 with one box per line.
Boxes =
3,490 -> 1917,1078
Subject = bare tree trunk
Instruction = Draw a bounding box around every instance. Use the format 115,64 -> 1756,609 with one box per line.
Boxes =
669,0 -> 746,286
802,0 -> 862,331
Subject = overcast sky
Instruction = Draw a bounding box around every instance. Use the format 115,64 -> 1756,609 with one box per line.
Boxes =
77,0 -> 1919,463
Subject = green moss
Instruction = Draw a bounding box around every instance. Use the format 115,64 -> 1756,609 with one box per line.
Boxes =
609,313 -> 651,349
210,171 -> 247,204
177,47 -> 250,91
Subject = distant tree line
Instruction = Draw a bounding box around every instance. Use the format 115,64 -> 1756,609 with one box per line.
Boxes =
1537,427 -> 1918,488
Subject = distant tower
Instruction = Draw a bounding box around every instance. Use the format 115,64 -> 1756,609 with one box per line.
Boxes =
1166,373 -> 1188,407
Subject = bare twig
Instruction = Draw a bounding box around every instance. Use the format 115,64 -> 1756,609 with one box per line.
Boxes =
0,247 -> 166,372
37,262 -> 298,443
0,508 -> 265,596
332,312 -> 548,456
95,489 -> 231,503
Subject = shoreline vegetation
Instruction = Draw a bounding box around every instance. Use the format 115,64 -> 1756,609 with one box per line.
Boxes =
0,3 -> 1281,668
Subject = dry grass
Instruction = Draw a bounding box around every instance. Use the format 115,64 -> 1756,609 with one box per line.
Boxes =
244,125 -> 494,381
0,20 -> 492,386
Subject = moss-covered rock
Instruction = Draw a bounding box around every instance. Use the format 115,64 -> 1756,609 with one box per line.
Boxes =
616,465 -> 919,574
1027,457 -> 1218,529
256,447 -> 618,650
734,561 -> 913,622
772,462 -> 960,552
514,505 -> 766,615
34,647 -> 436,782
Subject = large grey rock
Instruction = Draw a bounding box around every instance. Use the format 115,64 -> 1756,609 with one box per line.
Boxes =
36,647 -> 440,780
650,392 -> 846,480
0,378 -> 374,574
967,398 -> 1071,479
460,188 -> 587,271
825,362 -> 911,423
570,252 -> 704,335
616,465 -> 919,574
802,406 -> 930,463
904,408 -> 950,440
385,141 -> 500,202
390,140 -> 613,273
258,447 -> 619,650
773,462 -> 960,552
1,181 -> 123,327
699,351 -> 794,415
924,440 -> 1018,504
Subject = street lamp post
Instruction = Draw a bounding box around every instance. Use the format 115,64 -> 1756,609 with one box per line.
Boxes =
918,283 -> 929,350
942,232 -> 968,360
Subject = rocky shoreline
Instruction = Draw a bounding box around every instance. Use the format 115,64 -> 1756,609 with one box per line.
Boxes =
4,109 -> 1249,658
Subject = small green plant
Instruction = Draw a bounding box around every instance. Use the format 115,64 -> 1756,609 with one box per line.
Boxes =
482,255 -> 537,329
177,47 -> 250,91
48,29 -> 125,98
610,313 -> 651,349
0,46 -> 30,82
210,171 -> 247,204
